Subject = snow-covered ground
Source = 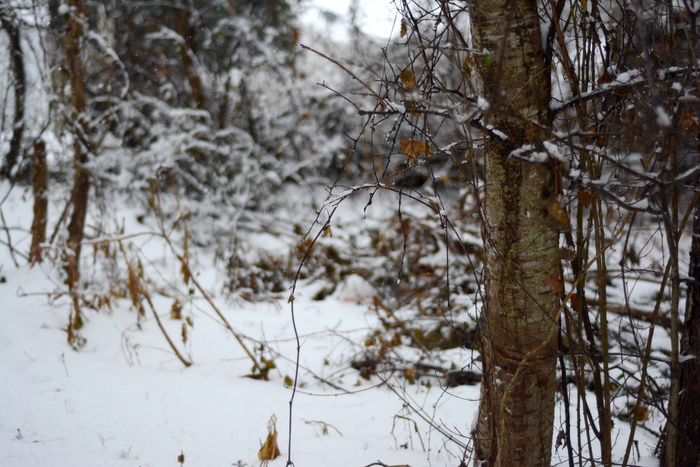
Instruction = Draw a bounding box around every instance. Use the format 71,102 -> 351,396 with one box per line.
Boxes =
0,185 -> 478,467
0,179 -> 667,467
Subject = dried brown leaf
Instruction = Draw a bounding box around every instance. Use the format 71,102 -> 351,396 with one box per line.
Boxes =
171,299 -> 183,320
547,200 -> 570,228
181,322 -> 188,344
680,108 -> 698,133
400,139 -> 431,158
258,415 -> 281,465
558,247 -> 576,261
399,69 -> 415,91
578,191 -> 595,207
545,276 -> 565,294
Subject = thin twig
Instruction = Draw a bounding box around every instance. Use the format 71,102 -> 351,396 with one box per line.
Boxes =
0,207 -> 21,267
300,44 -> 387,108
141,286 -> 192,367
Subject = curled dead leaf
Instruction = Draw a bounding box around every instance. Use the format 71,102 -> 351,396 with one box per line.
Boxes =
399,69 -> 415,91
400,139 -> 431,158
258,415 -> 281,465
578,191 -> 595,207
547,200 -> 570,228
545,276 -> 565,294
558,247 -> 576,261
171,299 -> 183,319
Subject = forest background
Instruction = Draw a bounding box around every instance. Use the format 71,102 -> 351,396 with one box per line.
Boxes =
1,0 -> 698,466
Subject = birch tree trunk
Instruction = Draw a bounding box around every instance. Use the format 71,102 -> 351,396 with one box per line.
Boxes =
466,1 -> 561,465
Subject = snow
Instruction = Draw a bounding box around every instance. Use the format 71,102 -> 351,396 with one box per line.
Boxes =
0,263 -> 471,466
1,175 -> 671,466
304,0 -> 398,40
655,106 -> 672,128
333,273 -> 378,304
57,4 -> 70,17
543,140 -> 568,163
0,186 -> 477,466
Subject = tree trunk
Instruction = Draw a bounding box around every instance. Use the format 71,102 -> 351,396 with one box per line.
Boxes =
466,1 -> 560,465
173,0 -> 205,110
30,139 -> 48,264
0,9 -> 26,179
661,201 -> 700,466
61,0 -> 91,347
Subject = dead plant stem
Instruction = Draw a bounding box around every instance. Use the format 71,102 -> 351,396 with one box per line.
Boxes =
142,287 -> 191,367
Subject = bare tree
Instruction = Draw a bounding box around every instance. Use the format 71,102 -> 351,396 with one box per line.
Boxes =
464,1 -> 561,464
661,201 -> 700,466
29,140 -> 48,264
59,0 -> 92,346
0,7 -> 26,179
173,0 -> 206,110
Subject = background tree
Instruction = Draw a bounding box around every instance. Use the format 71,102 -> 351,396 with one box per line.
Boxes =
661,202 -> 700,465
0,6 -> 26,179
1,0 -> 358,345
57,0 -> 93,346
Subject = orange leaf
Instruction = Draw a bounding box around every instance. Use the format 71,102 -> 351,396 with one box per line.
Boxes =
597,72 -> 612,85
463,55 -> 475,77
405,100 -> 421,117
400,17 -> 408,37
680,109 -> 698,133
570,293 -> 579,310
546,276 -> 565,294
547,200 -> 570,228
578,191 -> 595,207
400,139 -> 431,158
399,69 -> 415,91
632,404 -> 650,421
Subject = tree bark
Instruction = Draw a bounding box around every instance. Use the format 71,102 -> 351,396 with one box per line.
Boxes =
30,139 -> 48,264
661,201 -> 700,466
0,9 -> 26,179
466,1 -> 559,465
61,0 -> 91,346
173,0 -> 205,110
